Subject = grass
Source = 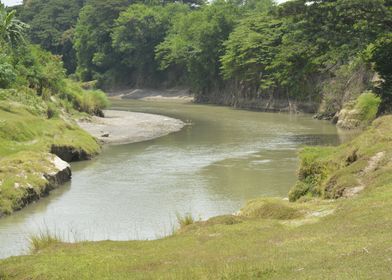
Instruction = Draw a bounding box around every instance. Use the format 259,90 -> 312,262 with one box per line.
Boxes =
337,91 -> 381,129
176,213 -> 196,230
60,80 -> 110,116
239,198 -> 303,220
0,89 -> 101,216
290,115 -> 392,201
29,230 -> 62,254
1,116 -> 392,279
355,91 -> 381,123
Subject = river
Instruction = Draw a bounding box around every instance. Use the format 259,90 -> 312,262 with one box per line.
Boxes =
0,100 -> 348,258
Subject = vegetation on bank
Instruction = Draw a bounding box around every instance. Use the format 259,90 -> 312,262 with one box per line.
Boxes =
0,4 -> 108,216
13,0 -> 392,116
2,116 -> 392,279
335,91 -> 381,129
290,114 -> 391,202
1,1 -> 392,278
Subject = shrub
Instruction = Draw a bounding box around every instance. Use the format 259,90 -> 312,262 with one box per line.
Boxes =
0,61 -> 16,88
60,80 -> 109,116
289,181 -> 311,202
80,90 -> 109,116
288,147 -> 333,202
46,102 -> 59,119
354,91 -> 381,123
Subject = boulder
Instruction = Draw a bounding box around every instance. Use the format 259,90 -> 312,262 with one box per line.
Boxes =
44,155 -> 72,192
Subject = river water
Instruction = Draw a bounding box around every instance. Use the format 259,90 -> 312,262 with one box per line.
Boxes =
0,100 -> 348,258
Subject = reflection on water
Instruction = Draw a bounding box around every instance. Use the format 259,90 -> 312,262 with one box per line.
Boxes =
0,100 -> 348,258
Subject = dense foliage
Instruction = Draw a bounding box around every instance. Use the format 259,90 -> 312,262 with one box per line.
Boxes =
13,0 -> 392,114
17,0 -> 85,73
0,4 -> 108,117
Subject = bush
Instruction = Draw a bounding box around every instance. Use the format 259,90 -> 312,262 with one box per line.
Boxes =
46,102 -> 59,119
80,90 -> 109,116
289,182 -> 311,202
60,80 -> 109,116
0,61 -> 16,88
354,91 -> 381,123
288,147 -> 333,202
337,91 -> 381,129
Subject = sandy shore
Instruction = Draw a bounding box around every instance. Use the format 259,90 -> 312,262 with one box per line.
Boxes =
110,88 -> 194,103
77,110 -> 185,145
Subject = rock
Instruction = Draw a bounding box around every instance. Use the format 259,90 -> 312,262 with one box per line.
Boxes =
331,113 -> 339,124
44,155 -> 72,192
16,155 -> 72,212
336,108 -> 362,129
313,112 -> 336,121
101,133 -> 110,138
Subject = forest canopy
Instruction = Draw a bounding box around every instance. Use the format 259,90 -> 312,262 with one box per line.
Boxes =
7,0 -> 392,114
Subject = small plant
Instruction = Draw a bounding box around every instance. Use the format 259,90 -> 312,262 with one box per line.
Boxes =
28,229 -> 62,253
176,213 -> 195,229
46,102 -> 59,119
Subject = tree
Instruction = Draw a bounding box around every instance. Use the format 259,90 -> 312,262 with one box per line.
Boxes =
18,0 -> 85,73
367,34 -> 392,112
156,0 -> 239,96
112,3 -> 189,86
221,14 -> 283,92
74,0 -> 132,86
0,5 -> 28,47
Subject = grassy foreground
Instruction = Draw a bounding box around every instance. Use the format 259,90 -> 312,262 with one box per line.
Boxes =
2,116 -> 392,279
0,89 -> 101,216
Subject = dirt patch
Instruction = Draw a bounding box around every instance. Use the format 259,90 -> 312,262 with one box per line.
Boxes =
343,151 -> 385,198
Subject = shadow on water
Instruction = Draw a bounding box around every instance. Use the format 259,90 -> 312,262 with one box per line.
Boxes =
287,132 -> 359,147
287,134 -> 342,146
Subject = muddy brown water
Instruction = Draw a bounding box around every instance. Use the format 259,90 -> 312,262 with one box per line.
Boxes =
0,100 -> 352,258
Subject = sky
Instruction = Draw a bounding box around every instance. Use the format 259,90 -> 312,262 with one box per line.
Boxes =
1,0 -> 22,6
1,0 -> 287,7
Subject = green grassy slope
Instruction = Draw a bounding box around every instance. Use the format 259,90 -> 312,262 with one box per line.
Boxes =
0,89 -> 101,216
1,116 -> 392,279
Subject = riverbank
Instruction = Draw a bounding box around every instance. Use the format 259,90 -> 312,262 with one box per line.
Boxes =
1,113 -> 391,278
0,93 -> 185,218
77,110 -> 185,145
0,93 -> 101,217
110,87 -> 194,103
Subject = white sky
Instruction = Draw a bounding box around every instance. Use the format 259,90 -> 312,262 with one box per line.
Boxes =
1,0 -> 22,6
2,0 -> 288,7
